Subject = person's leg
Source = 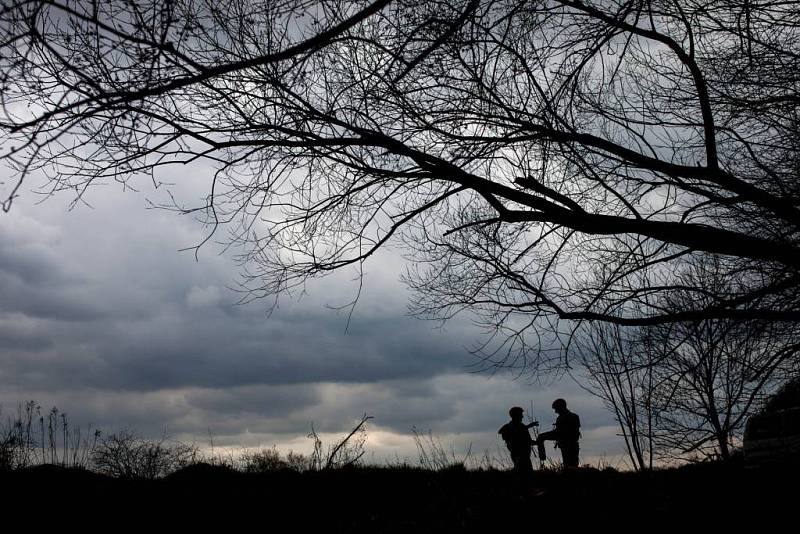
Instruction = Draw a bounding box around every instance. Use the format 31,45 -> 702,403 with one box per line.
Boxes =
512,453 -> 533,473
536,431 -> 556,463
536,440 -> 547,463
537,430 -> 556,441
561,444 -> 579,467
520,454 -> 533,473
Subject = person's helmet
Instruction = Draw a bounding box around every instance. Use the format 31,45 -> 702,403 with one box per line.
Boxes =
509,406 -> 524,417
552,398 -> 567,410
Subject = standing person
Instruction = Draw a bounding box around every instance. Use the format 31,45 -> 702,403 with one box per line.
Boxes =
498,406 -> 539,474
537,398 -> 581,468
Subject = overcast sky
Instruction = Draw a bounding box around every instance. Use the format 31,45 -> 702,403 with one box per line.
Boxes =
0,163 -> 629,468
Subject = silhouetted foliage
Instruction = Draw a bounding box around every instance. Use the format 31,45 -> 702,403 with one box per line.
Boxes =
0,401 -> 100,471
2,1 -> 799,373
2,458 -> 799,530
308,414 -> 372,470
92,431 -> 200,479
412,427 -> 471,471
235,416 -> 374,473
240,446 -> 312,472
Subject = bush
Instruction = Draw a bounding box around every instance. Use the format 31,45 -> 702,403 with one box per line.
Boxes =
92,431 -> 200,479
240,446 -> 311,473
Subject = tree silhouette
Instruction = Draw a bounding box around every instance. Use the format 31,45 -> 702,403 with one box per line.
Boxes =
644,260 -> 798,461
575,321 -> 655,470
576,258 -> 799,463
2,0 -> 799,371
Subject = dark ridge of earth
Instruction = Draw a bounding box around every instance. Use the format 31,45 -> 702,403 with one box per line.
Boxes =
1,460 -> 796,531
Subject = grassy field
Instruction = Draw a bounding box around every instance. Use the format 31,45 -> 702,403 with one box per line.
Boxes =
1,460 -> 796,530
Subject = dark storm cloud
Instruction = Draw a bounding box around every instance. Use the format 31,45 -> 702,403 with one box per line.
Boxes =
183,385 -> 320,416
0,290 -> 472,392
0,227 -> 105,321
0,192 -> 476,396
0,315 -> 54,351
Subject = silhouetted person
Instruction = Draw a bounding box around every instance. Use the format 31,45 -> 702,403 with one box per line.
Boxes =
537,398 -> 581,468
498,406 -> 539,473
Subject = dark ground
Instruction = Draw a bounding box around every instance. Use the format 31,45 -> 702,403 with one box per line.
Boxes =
1,460 -> 797,531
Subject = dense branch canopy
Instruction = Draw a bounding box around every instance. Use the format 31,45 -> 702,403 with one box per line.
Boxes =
2,0 -> 799,371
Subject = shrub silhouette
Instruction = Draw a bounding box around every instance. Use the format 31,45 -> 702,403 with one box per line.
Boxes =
240,447 -> 311,473
92,431 -> 200,479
